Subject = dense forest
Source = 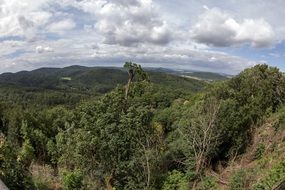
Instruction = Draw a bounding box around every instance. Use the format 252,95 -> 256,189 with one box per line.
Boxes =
0,66 -> 207,107
1,62 -> 285,190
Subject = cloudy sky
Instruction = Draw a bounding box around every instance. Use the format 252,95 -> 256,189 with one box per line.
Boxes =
0,0 -> 285,74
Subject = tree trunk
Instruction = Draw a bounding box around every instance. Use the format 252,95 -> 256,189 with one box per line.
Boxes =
125,70 -> 134,100
125,78 -> 132,100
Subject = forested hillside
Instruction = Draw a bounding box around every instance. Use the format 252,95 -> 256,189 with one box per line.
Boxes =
1,63 -> 285,189
0,66 -> 206,107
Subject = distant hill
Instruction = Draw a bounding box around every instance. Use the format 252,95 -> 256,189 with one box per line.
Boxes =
0,66 -> 209,106
144,67 -> 230,81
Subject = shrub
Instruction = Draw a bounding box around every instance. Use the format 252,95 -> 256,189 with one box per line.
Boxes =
229,169 -> 252,190
253,160 -> 285,189
33,178 -> 52,190
0,139 -> 36,190
196,176 -> 219,190
162,170 -> 188,190
63,171 -> 84,190
254,144 -> 266,160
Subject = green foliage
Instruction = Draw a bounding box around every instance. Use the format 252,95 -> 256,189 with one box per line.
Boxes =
33,178 -> 52,190
227,64 -> 285,113
18,139 -> 35,167
229,169 -> 253,190
268,107 -> 285,129
196,176 -> 219,190
206,64 -> 285,158
124,61 -> 149,82
155,64 -> 285,188
0,138 -> 36,190
63,171 -> 84,190
165,97 -> 221,180
0,66 -> 205,108
20,106 -> 73,164
253,159 -> 285,190
47,139 -> 58,166
57,83 -> 166,189
214,98 -> 253,156
2,63 -> 285,189
162,170 -> 188,190
254,144 -> 266,160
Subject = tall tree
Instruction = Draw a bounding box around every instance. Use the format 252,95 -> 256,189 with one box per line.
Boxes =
124,62 -> 149,99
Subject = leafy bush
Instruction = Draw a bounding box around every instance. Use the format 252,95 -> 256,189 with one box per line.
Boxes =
253,160 -> 285,189
209,64 -> 285,159
162,170 -> 188,190
0,140 -> 36,190
229,169 -> 253,190
63,171 -> 84,190
254,144 -> 266,160
269,107 -> 285,130
196,176 -> 219,190
33,177 -> 52,190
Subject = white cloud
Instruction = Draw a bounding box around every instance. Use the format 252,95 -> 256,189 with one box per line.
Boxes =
87,44 -> 256,74
191,8 -> 275,48
0,0 -> 284,74
36,45 -> 53,53
0,35 -> 256,74
47,19 -> 76,34
73,0 -> 173,46
0,0 -> 52,39
235,19 -> 275,48
269,53 -> 280,58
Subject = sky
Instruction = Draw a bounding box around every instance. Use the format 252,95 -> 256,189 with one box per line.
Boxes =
0,0 -> 285,74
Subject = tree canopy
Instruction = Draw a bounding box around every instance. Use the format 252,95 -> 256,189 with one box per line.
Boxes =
1,64 -> 285,189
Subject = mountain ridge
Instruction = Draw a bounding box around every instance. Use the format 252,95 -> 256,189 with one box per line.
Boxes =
0,65 -> 209,107
0,65 -> 229,82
